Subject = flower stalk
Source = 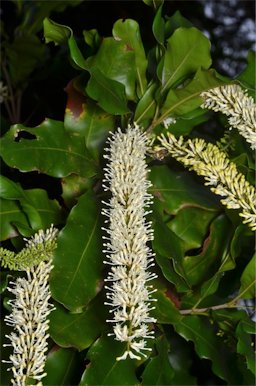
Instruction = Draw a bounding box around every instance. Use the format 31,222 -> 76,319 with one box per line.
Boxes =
156,133 -> 256,231
102,124 -> 157,361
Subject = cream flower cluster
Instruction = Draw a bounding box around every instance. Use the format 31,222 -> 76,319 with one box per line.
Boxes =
3,227 -> 58,386
156,133 -> 256,231
102,124 -> 157,361
201,84 -> 256,150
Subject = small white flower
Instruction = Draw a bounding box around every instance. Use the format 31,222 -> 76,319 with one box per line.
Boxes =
102,124 -> 157,361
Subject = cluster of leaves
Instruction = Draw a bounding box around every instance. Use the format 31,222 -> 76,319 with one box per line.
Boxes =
1,1 -> 255,385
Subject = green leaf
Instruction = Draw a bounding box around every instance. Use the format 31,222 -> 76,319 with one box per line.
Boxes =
50,294 -> 107,351
239,254 -> 256,299
0,119 -> 96,178
141,335 -> 174,385
79,335 -> 139,385
0,198 -> 29,240
168,206 -> 217,251
0,176 -> 63,231
155,253 -> 190,292
175,315 -> 242,384
161,27 -> 212,92
4,33 -> 45,86
182,215 -> 233,287
43,18 -> 72,45
43,18 -> 88,70
150,165 -> 220,214
153,206 -> 183,263
86,37 -> 137,101
134,83 -> 157,127
165,11 -> 193,38
50,190 -> 103,312
86,67 -> 130,115
160,68 -> 226,121
44,347 -> 83,386
152,4 -> 165,45
64,79 -> 115,158
20,189 -> 63,230
83,29 -> 101,50
237,51 -> 256,94
0,175 -> 25,200
236,319 -> 256,375
61,174 -> 92,208
152,286 -> 181,324
113,19 -> 148,97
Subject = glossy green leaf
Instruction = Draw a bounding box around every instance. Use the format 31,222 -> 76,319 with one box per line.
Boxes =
168,207 -> 217,251
237,50 -> 256,94
43,18 -> 72,45
86,37 -> 137,100
86,68 -> 130,115
113,19 -> 147,97
0,198 -> 29,240
152,4 -> 165,45
61,174 -> 92,208
43,18 -> 88,70
155,253 -> 190,292
0,176 -> 63,232
239,254 -> 256,299
166,108 -> 208,136
134,83 -> 157,127
4,32 -> 45,86
165,10 -> 193,38
141,336 -> 174,385
153,206 -> 184,263
160,68 -> 226,121
64,79 -> 115,158
0,175 -> 25,200
79,336 -> 138,385
50,190 -> 103,312
175,315 -> 242,384
182,215 -> 232,287
0,119 -> 96,178
83,29 -> 101,50
236,319 -> 256,375
161,27 -> 211,92
152,206 -> 189,288
44,347 -> 83,386
50,295 -> 107,351
150,165 -> 220,214
152,287 -> 181,324
20,189 -> 63,230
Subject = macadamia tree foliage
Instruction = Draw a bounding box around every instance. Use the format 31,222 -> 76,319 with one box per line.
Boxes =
1,1 -> 255,385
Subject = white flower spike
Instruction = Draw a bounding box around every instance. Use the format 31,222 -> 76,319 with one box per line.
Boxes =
201,84 -> 256,150
102,123 -> 157,361
3,226 -> 58,386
